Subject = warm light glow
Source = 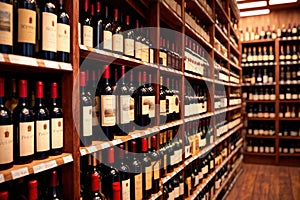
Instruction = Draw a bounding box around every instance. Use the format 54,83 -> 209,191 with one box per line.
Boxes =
240,9 -> 270,17
237,1 -> 267,9
269,0 -> 297,5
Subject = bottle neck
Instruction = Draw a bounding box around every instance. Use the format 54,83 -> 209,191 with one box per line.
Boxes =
52,98 -> 58,106
81,86 -> 86,94
0,97 -> 3,105
36,98 -> 43,105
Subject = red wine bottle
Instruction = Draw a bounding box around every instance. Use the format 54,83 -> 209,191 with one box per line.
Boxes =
97,65 -> 116,141
102,6 -> 112,51
33,81 -> 50,160
80,71 -> 93,146
57,0 -> 70,62
16,0 -> 37,57
111,9 -> 123,54
0,78 -> 13,170
94,0 -> 103,49
160,76 -> 167,125
149,135 -> 160,194
40,0 -> 57,60
50,82 -> 63,155
146,74 -> 156,126
123,15 -> 134,58
28,180 -> 38,200
118,144 -> 130,200
0,191 -> 8,200
89,173 -> 106,200
13,80 -> 35,164
81,0 -> 93,47
140,138 -> 152,199
128,70 -> 135,131
129,141 -> 143,200
0,0 -> 13,53
47,170 -> 62,199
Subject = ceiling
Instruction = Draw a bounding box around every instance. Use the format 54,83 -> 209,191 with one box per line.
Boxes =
237,0 -> 300,17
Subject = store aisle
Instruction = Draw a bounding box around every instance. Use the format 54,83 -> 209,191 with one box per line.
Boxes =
226,163 -> 300,200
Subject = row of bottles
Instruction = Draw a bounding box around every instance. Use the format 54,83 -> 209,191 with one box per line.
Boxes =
243,87 -> 276,101
246,139 -> 275,153
279,140 -> 300,154
280,86 -> 300,100
279,44 -> 300,63
247,104 -> 275,118
240,23 -> 300,42
184,84 -> 208,117
0,0 -> 70,62
159,36 -> 182,71
241,46 -> 275,65
244,68 -> 274,84
247,121 -> 275,136
279,122 -> 300,137
279,104 -> 300,118
0,78 -> 63,170
280,66 -> 300,83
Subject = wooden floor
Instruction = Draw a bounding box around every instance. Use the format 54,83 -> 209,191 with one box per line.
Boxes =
226,163 -> 300,200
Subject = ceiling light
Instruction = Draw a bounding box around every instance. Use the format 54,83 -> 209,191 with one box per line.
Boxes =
238,1 -> 267,9
240,9 -> 270,17
269,0 -> 297,5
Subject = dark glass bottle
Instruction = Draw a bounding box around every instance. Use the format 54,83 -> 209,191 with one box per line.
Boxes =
128,70 -> 135,131
81,0 -> 93,47
57,0 -> 70,62
111,9 -> 123,54
123,15 -> 134,58
49,82 -> 63,155
47,170 -> 62,199
165,77 -> 174,122
150,135 -> 160,194
13,80 -> 34,164
28,180 -> 38,200
94,0 -> 103,49
5,78 -> 18,113
118,144 -> 130,200
0,190 -> 8,200
0,78 -> 13,170
184,165 -> 192,198
160,76 -> 167,125
0,0 -> 13,53
146,74 -> 156,127
102,6 -> 112,51
89,173 -> 106,200
140,138 -> 152,199
129,141 -> 143,200
134,19 -> 142,61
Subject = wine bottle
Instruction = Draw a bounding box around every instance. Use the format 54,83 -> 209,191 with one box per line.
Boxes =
140,138 -> 152,199
118,144 -> 130,200
103,6 -> 112,51
165,77 -> 174,122
28,180 -> 38,200
160,76 -> 167,125
0,0 -> 13,53
287,24 -> 292,38
16,0 -> 37,57
89,173 -> 106,200
5,79 -> 18,113
96,65 -> 116,141
281,24 -> 287,38
260,26 -> 265,39
80,71 -> 93,146
49,82 -> 63,155
129,141 -> 143,200
150,135 -> 160,194
0,78 -> 13,170
128,70 -> 135,131
123,15 -> 134,58
111,9 -> 123,54
94,0 -> 103,49
134,20 -> 142,61
292,23 -> 298,38
81,0 -> 93,48
173,175 -> 180,200
184,165 -> 192,198
47,170 -> 62,199
0,191 -> 8,200
33,81 -> 50,160
57,0 -> 70,62
146,74 -> 156,126
13,80 -> 35,164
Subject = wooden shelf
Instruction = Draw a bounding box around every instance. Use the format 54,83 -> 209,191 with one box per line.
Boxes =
214,49 -> 229,63
279,99 -> 300,103
279,153 -> 300,157
215,79 -> 231,86
0,153 -> 73,184
160,0 -> 183,29
279,136 -> 300,140
246,100 -> 275,103
229,60 -> 242,71
243,152 -> 276,156
215,0 -> 229,24
247,117 -> 276,121
214,105 -> 242,115
149,191 -> 162,200
278,37 -> 300,42
242,83 -> 276,86
184,72 -> 214,83
160,66 -> 183,76
241,62 -> 276,67
279,118 -> 300,121
279,81 -> 300,85
241,39 -> 276,44
187,0 -> 214,25
0,53 -> 72,73
184,112 -> 214,123
185,23 -> 213,51
215,25 -> 228,43
245,135 -> 276,139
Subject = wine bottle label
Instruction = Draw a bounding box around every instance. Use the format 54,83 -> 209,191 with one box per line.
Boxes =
0,124 -> 13,164
19,122 -> 34,156
142,43 -> 149,62
179,182 -> 184,196
285,112 -> 291,118
186,177 -> 191,197
202,165 -> 208,175
210,160 -> 214,169
112,33 -> 123,53
174,186 -> 179,199
121,179 -> 130,200
145,166 -> 152,190
195,175 -> 199,186
270,94 -> 275,100
253,146 -> 258,152
290,148 -> 295,153
101,95 -> 116,126
153,161 -> 160,180
263,113 -> 269,118
286,93 -> 291,100
149,48 -> 154,64
36,120 -> 50,152
129,97 -> 134,121
92,97 -> 99,126
177,148 -> 182,163
283,148 -> 288,153
174,95 -> 180,114
280,94 -> 285,100
185,145 -> 190,158
51,118 -> 63,149
159,51 -> 167,66
169,190 -> 174,200
265,146 -> 270,153
147,96 -> 155,118
42,12 -> 57,52
270,147 -> 274,153
247,146 -> 252,152
170,153 -> 175,166
263,76 -> 268,84
141,96 -> 150,115
259,128 -> 264,135
0,2 -> 13,46
78,22 -> 81,44
57,23 -> 70,53
263,55 -> 268,61
134,173 -> 143,200
279,55 -> 285,60
258,55 -> 263,61
83,106 -> 92,136
135,41 -> 142,60
163,154 -> 167,170
160,100 -> 167,116
292,55 -> 298,60
269,55 -> 274,61
166,96 -> 173,114
103,30 -> 112,50
124,38 -> 134,57
120,95 -> 130,124
292,94 -> 298,99
215,179 -> 221,189
83,25 -> 93,47
18,8 -> 36,44
286,55 -> 291,60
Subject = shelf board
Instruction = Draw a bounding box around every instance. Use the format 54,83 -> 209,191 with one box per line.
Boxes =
278,37 -> 300,42
160,0 -> 183,29
215,0 -> 229,24
185,23 -> 213,51
243,152 -> 276,156
245,135 -> 276,139
0,53 -> 72,72
184,112 -> 214,123
229,61 -> 242,71
230,42 -> 240,57
80,120 -> 184,156
184,72 -> 214,83
80,45 -> 159,69
279,118 -> 300,121
229,82 -> 241,87
279,153 -> 300,157
279,99 -> 300,103
241,39 -> 276,44
214,49 -> 229,63
247,117 -> 276,121
241,62 -> 276,67
160,66 -> 183,76
0,153 -> 73,183
214,79 -> 231,86
187,0 -> 214,25
279,81 -> 300,85
242,83 -> 276,87
214,105 -> 242,115
215,25 -> 229,44
279,60 -> 300,66
246,100 -> 275,103
279,136 -> 300,140
149,191 -> 162,200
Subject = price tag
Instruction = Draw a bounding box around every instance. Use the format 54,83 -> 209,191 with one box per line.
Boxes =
80,149 -> 87,156
0,53 -> 4,62
144,130 -> 151,135
11,167 -> 29,180
87,146 -> 97,154
122,55 -> 130,61
44,60 -> 59,69
0,174 -> 4,183
60,63 -> 72,71
101,142 -> 110,149
44,160 -> 58,170
79,45 -> 88,50
63,155 -> 73,164
152,127 -> 159,132
131,133 -> 141,139
9,55 -> 38,66
33,163 -> 46,174
112,139 -> 122,146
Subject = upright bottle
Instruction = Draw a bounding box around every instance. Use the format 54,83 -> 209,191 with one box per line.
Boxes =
128,70 -> 135,131
0,78 -> 13,170
13,80 -> 35,164
50,82 -> 63,155
129,141 -> 143,200
123,15 -> 135,58
16,0 -> 37,57
94,0 -> 103,49
97,65 -> 116,141
118,144 -> 130,200
146,74 -> 156,126
111,9 -> 123,54
47,170 -> 62,199
140,138 -> 152,199
80,71 -> 92,146
103,6 -> 112,51
33,81 -> 50,160
0,0 -> 13,53
57,0 -> 70,62
149,135 -> 160,194
160,76 -> 167,125
5,79 -> 18,113
81,0 -> 93,47
134,20 -> 142,60
89,173 -> 106,200
28,180 -> 38,200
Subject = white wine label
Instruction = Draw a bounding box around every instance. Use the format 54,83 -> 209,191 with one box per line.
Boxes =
160,100 -> 167,116
83,106 -> 92,136
121,179 -> 130,200
135,41 -> 142,60
124,38 -> 134,57
83,25 -> 93,47
129,97 -> 135,121
51,118 -> 63,149
18,8 -> 36,44
141,96 -> 150,115
101,95 -> 116,126
19,122 -> 34,156
145,166 -> 152,190
112,33 -> 123,53
42,12 -> 57,52
148,96 -> 155,118
202,165 -> 208,175
120,95 -> 130,124
286,93 -> 291,100
153,161 -> 160,179
0,124 -> 13,164
210,160 -> 214,169
134,173 -> 143,200
141,43 -> 148,62
149,48 -> 154,64
179,182 -> 184,195
57,23 -> 70,53
215,179 -> 221,189
247,146 -> 253,152
159,51 -> 167,66
0,2 -> 13,46
253,146 -> 258,152
36,120 -> 50,152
